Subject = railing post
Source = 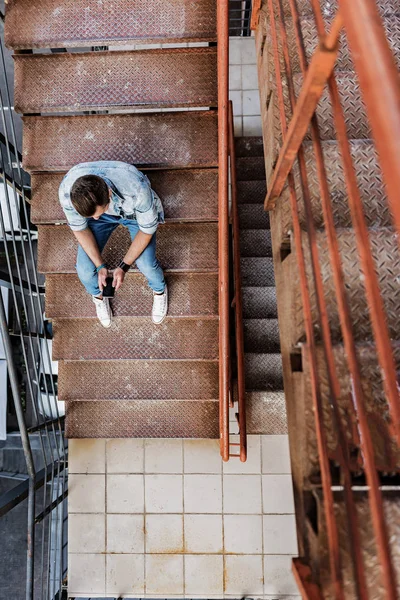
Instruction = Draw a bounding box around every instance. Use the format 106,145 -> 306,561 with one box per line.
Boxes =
217,0 -> 230,462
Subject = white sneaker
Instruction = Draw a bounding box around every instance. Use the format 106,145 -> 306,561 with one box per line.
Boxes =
92,296 -> 112,328
152,286 -> 168,324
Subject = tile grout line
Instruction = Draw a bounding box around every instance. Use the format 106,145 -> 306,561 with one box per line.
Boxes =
104,439 -> 108,596
260,435 -> 265,597
181,439 -> 186,597
143,438 -> 147,597
221,445 -> 226,598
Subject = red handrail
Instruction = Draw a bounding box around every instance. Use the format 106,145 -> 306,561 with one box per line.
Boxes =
217,0 -> 230,462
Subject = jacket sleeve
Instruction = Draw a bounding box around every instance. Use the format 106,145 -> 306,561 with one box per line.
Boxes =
58,177 -> 88,232
135,180 -> 159,235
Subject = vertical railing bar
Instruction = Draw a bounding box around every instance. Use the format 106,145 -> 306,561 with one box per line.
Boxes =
228,100 -> 247,462
0,291 -> 36,600
267,0 -> 345,596
303,1 -> 398,596
218,0 -> 230,462
279,0 -> 369,595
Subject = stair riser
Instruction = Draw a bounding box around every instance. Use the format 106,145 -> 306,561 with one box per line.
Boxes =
236,157 -> 266,181
237,180 -> 266,205
245,353 -> 284,391
238,205 -> 270,230
243,319 -> 280,354
240,258 -> 276,287
239,230 -> 272,257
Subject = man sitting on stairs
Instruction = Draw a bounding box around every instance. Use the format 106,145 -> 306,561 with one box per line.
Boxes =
58,160 -> 168,328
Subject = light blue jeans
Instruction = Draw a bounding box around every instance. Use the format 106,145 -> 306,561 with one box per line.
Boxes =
76,213 -> 165,296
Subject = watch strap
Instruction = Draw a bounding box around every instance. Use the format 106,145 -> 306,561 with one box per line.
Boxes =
118,260 -> 131,273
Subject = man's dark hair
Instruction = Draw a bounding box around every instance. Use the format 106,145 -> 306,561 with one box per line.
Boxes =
70,175 -> 109,217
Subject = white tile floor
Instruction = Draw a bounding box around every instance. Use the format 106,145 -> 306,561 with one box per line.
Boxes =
68,435 -> 299,598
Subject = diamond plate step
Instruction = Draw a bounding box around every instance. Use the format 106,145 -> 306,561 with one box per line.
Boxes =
242,287 -> 277,319
239,229 -> 272,257
245,353 -> 284,391
246,391 -> 287,434
238,204 -> 270,230
235,136 -> 264,158
236,156 -> 266,181
292,227 -> 400,344
240,257 -> 276,287
279,0 -> 398,16
22,111 -> 218,173
52,318 -> 218,361
274,140 -> 391,234
58,360 -> 218,401
14,48 -> 218,114
5,0 -> 217,50
243,319 -> 280,353
30,169 -> 219,225
237,180 -> 266,205
45,273 -> 218,320
38,223 -> 218,274
65,400 -> 219,439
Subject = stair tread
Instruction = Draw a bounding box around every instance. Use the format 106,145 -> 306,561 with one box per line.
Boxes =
65,400 -> 219,439
243,318 -> 280,353
279,0 -> 398,16
238,204 -> 270,230
38,223 -> 218,274
245,352 -> 283,391
52,317 -> 218,361
58,360 -> 218,401
14,48 -> 218,114
5,0 -> 217,50
245,390 -> 287,435
236,156 -> 266,181
239,229 -> 272,257
22,111 -> 218,173
240,257 -> 276,287
235,136 -> 264,158
242,286 -> 277,319
30,169 -> 219,225
237,180 -> 266,204
46,273 -> 218,319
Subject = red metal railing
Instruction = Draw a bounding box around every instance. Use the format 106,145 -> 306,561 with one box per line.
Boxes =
253,0 -> 400,596
217,0 -> 231,462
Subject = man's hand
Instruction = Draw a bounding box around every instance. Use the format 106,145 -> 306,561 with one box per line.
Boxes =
112,267 -> 125,291
97,267 -> 108,292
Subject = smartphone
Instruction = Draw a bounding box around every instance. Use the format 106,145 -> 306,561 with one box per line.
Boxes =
102,276 -> 115,298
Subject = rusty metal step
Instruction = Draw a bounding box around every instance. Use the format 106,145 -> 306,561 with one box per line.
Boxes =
239,229 -> 272,257
242,287 -> 277,319
38,223 -> 218,273
245,353 -> 283,391
22,111 -> 218,173
274,140 -> 391,235
235,136 -> 264,158
236,156 -> 266,181
238,204 -> 270,230
279,0 -> 399,17
310,490 -> 400,599
237,180 -> 266,205
5,0 -> 217,50
292,228 -> 400,344
45,273 -> 218,320
65,400 -> 219,438
58,360 -> 218,401
301,341 -> 400,477
14,48 -> 217,114
30,169 -> 218,225
240,257 -> 276,287
52,318 -> 218,361
246,391 -> 287,435
243,319 -> 280,353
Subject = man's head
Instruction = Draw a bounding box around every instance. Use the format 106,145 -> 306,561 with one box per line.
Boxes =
71,175 -> 111,220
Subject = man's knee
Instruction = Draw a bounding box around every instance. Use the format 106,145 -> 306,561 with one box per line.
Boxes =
76,258 -> 96,284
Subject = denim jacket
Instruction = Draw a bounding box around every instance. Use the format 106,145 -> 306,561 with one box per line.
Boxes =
58,160 -> 165,235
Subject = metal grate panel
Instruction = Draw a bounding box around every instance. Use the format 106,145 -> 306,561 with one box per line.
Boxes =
22,111 -> 218,172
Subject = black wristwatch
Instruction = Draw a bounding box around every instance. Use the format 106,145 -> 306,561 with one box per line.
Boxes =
118,260 -> 131,273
